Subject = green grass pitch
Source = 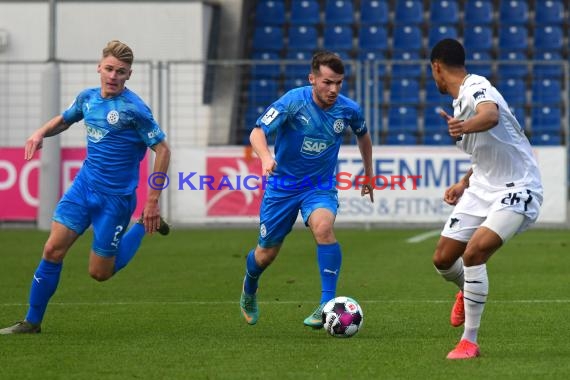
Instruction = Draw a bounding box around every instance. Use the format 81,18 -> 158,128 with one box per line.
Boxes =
0,227 -> 568,379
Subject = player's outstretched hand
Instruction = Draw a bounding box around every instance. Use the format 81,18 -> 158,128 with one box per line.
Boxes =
24,133 -> 44,161
361,183 -> 374,203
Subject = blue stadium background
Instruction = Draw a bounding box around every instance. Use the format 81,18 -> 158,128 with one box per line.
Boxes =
239,0 -> 569,148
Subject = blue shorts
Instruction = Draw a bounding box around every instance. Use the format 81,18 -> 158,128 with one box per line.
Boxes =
53,176 -> 137,257
258,188 -> 338,248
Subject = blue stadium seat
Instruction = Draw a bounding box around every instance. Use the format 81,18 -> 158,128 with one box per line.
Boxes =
464,0 -> 494,24
497,78 -> 527,105
385,132 -> 418,145
283,77 -> 308,92
535,0 -> 564,24
530,132 -> 562,145
244,105 -> 266,128
360,0 -> 389,24
532,50 -> 563,78
358,48 -> 386,62
497,51 -> 529,79
534,25 -> 563,52
428,25 -> 458,48
252,26 -> 284,52
387,106 -> 418,132
391,50 -> 422,78
429,0 -> 459,24
465,50 -> 493,78
288,25 -> 319,51
366,106 -> 383,135
323,25 -> 354,51
389,78 -> 420,104
290,0 -> 321,25
531,78 -> 562,104
499,0 -> 529,25
361,61 -> 387,98
423,110 -> 447,131
424,85 -> 451,106
254,1 -> 286,25
394,0 -> 423,24
463,25 -> 493,52
423,131 -> 455,145
424,104 -> 453,126
284,50 -> 312,80
392,25 -> 422,51
248,78 -> 280,107
358,24 -> 388,51
324,0 -> 354,24
498,25 -> 528,51
531,106 -> 562,132
251,51 -> 281,78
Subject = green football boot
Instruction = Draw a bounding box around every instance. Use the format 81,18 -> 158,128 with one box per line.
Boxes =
0,321 -> 41,335
240,290 -> 259,325
303,302 -> 326,329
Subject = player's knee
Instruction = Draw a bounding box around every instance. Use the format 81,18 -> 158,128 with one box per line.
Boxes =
42,241 -> 66,263
89,268 -> 113,282
462,248 -> 489,266
432,248 -> 457,269
255,247 -> 279,267
311,224 -> 335,243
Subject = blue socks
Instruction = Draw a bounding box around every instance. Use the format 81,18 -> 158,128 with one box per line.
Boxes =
243,249 -> 264,295
114,222 -> 146,273
242,243 -> 341,303
25,259 -> 63,325
317,242 -> 342,304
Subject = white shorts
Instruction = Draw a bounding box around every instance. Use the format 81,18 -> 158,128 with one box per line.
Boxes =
441,185 -> 542,243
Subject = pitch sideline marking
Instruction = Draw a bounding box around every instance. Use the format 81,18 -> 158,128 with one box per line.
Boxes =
406,229 -> 440,243
1,299 -> 569,307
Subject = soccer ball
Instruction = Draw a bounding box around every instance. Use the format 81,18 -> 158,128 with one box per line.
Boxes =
321,296 -> 363,338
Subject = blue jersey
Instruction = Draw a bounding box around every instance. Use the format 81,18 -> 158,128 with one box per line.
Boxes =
62,87 -> 165,195
256,86 -> 367,192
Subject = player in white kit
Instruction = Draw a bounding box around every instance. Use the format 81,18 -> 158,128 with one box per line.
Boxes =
429,39 -> 543,359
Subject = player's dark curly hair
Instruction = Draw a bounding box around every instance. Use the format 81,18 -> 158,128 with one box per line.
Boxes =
311,50 -> 345,75
430,38 -> 465,68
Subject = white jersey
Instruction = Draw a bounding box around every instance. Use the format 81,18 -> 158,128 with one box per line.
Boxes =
453,74 -> 543,194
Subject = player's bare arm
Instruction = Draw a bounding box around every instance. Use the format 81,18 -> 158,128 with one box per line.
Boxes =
447,102 -> 499,137
356,132 -> 374,202
250,127 -> 277,175
24,115 -> 71,160
144,140 -> 171,233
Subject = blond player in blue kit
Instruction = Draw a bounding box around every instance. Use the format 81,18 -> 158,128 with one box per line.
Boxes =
0,40 -> 170,334
239,51 -> 374,327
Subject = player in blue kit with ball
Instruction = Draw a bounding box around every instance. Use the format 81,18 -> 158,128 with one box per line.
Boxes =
240,51 -> 374,327
0,40 -> 171,334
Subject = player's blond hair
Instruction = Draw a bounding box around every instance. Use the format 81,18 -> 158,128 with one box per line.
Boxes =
102,40 -> 134,65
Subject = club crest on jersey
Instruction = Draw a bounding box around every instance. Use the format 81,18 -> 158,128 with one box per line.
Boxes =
86,125 -> 109,143
333,119 -> 346,133
107,110 -> 120,125
301,137 -> 329,155
261,107 -> 279,125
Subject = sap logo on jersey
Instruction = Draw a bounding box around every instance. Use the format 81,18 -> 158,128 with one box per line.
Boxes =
301,137 -> 329,155
86,125 -> 109,143
147,127 -> 162,139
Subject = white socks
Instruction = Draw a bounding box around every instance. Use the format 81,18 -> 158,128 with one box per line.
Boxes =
462,264 -> 489,344
435,257 -> 464,290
